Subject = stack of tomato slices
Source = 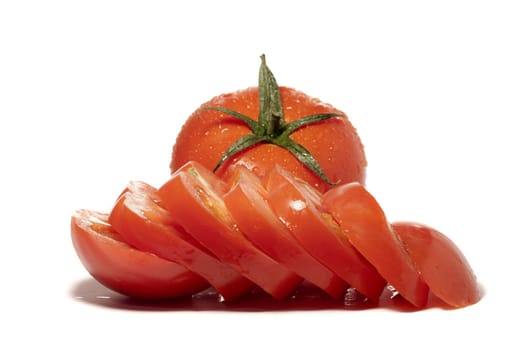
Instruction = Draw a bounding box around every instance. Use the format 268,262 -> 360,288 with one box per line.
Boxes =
71,161 -> 480,309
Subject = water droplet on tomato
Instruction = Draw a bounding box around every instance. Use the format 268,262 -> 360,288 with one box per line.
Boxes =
386,284 -> 400,299
290,200 -> 306,211
343,287 -> 368,306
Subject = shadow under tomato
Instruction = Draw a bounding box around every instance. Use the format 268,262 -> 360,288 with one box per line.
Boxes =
70,278 -> 452,312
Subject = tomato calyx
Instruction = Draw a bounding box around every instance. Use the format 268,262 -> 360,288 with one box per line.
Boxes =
201,54 -> 342,186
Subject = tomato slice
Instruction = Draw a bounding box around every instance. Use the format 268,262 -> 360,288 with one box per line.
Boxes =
322,183 -> 429,307
392,222 -> 481,308
265,167 -> 387,301
157,161 -> 303,300
223,167 -> 348,299
108,181 -> 254,301
70,209 -> 208,299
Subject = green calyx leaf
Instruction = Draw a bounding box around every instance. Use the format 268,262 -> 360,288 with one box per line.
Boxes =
212,134 -> 265,172
201,54 -> 342,185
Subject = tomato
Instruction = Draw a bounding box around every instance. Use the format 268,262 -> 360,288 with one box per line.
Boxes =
108,181 -> 254,301
170,56 -> 366,193
70,209 -> 208,299
322,183 -> 429,307
392,222 -> 481,308
157,161 -> 303,300
265,167 -> 387,301
223,167 -> 349,299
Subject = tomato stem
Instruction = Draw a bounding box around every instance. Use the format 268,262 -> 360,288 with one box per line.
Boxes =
201,55 -> 343,185
258,54 -> 284,138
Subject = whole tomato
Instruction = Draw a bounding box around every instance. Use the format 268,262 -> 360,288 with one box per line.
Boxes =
170,55 -> 366,193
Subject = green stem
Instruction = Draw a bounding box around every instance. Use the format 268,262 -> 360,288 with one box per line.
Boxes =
258,54 -> 284,138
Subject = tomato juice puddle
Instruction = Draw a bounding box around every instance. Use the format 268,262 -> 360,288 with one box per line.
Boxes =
73,279 -> 451,312
184,284 -> 449,312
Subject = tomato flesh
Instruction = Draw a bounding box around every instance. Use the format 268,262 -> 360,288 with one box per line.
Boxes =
157,161 -> 303,300
71,210 -> 208,299
108,181 -> 254,301
322,183 -> 429,307
266,167 -> 387,301
223,167 -> 349,299
392,222 -> 481,308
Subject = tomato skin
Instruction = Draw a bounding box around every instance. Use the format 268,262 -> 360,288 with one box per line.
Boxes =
108,181 -> 254,301
266,167 -> 387,301
171,87 -> 366,192
322,183 -> 429,307
71,210 -> 208,299
223,167 -> 349,299
157,161 -> 303,300
392,222 -> 481,308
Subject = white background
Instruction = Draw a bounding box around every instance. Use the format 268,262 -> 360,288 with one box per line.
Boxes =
1,0 -> 524,348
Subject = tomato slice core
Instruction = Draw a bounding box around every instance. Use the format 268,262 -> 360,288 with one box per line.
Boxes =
322,183 -> 429,307
392,222 -> 481,308
71,209 -> 208,299
158,161 -> 302,300
108,181 -> 254,301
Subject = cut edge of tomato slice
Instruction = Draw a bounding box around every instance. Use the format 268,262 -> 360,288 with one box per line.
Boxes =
71,209 -> 208,300
224,170 -> 354,299
265,166 -> 387,301
108,184 -> 255,302
158,161 -> 302,300
392,221 -> 481,308
322,183 -> 429,307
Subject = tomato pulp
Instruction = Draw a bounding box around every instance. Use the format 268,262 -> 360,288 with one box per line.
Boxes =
223,167 -> 349,299
108,181 -> 254,301
322,183 -> 429,307
266,167 -> 387,301
71,210 -> 208,299
158,161 -> 303,300
392,222 -> 481,308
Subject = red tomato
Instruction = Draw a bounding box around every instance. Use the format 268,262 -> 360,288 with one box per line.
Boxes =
170,56 -> 366,193
322,183 -> 429,307
108,181 -> 254,301
392,222 -> 481,308
265,167 -> 387,301
157,161 -> 303,300
70,209 -> 208,299
223,167 -> 349,299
